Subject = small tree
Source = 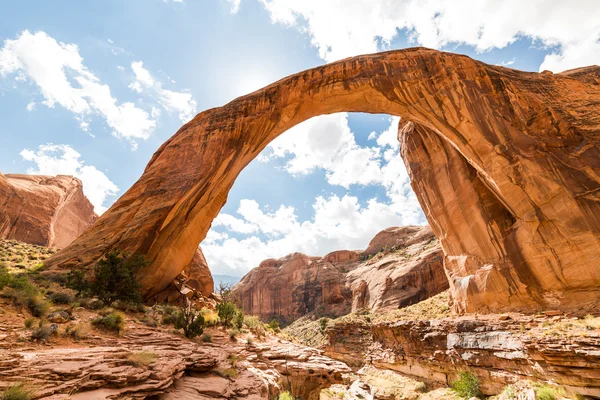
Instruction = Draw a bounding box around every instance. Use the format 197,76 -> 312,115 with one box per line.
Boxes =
175,298 -> 205,339
217,301 -> 238,327
268,319 -> 280,331
217,282 -> 233,302
67,250 -> 148,305
234,309 -> 244,329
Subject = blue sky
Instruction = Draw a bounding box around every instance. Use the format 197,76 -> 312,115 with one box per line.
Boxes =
1,0 -> 598,276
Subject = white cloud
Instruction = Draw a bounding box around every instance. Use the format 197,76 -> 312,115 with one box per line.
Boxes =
26,101 -> 35,111
227,0 -> 241,13
252,0 -> 600,71
0,30 -> 156,147
203,114 -> 426,275
203,193 -> 423,276
129,61 -> 197,122
20,144 -> 119,214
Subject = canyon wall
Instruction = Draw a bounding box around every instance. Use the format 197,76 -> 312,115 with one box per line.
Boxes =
232,226 -> 448,323
0,173 -> 96,249
44,48 -> 600,313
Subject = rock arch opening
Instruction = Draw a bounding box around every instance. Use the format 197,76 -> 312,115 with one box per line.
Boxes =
45,48 -> 600,313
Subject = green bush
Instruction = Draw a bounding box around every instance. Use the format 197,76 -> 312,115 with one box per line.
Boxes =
278,391 -> 294,400
217,302 -> 238,327
319,317 -> 330,332
243,315 -> 266,337
451,371 -> 481,399
24,317 -> 36,329
268,319 -> 280,331
2,275 -> 49,318
174,301 -> 205,339
0,265 -> 11,290
92,311 -> 126,334
201,333 -> 212,342
49,291 -> 73,305
31,324 -> 56,341
67,250 -> 149,305
234,309 -> 244,329
1,382 -> 35,400
535,385 -> 557,400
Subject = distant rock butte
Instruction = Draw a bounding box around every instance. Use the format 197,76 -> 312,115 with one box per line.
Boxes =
0,173 -> 96,249
231,226 -> 448,323
45,48 -> 600,313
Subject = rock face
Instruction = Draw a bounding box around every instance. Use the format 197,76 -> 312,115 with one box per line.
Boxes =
0,173 -> 96,249
232,226 -> 448,323
0,323 -> 349,399
45,48 -> 600,313
324,314 -> 600,397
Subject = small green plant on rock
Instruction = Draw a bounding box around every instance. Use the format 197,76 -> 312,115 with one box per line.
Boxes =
278,391 -> 294,400
127,351 -> 156,367
451,371 -> 481,399
535,385 -> 557,400
216,301 -> 238,327
268,319 -> 280,332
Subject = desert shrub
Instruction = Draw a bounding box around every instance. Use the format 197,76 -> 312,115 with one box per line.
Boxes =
229,328 -> 239,340
278,391 -> 294,400
112,299 -> 145,313
162,312 -> 177,325
24,317 -> 36,329
217,302 -> 238,327
228,354 -> 241,367
92,311 -> 126,334
535,385 -> 557,400
49,291 -> 73,304
67,250 -> 149,305
234,309 -> 244,329
140,316 -> 158,328
1,382 -> 35,400
246,337 -> 253,345
201,333 -> 212,342
2,276 -> 49,318
127,351 -> 156,367
451,371 -> 481,399
26,295 -> 50,318
66,323 -> 89,341
0,265 -> 10,290
31,324 -> 56,341
174,300 -> 205,339
200,308 -> 220,326
502,385 -> 517,399
244,315 -> 266,337
268,319 -> 280,331
319,317 -> 330,332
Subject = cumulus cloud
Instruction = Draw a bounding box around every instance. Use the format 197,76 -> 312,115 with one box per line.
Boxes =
252,0 -> 600,71
203,115 -> 425,275
128,61 -> 197,123
203,193 -> 422,276
0,30 -> 156,148
20,144 -> 119,214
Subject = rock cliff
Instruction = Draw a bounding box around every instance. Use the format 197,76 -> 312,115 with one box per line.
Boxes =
232,226 -> 448,323
45,48 -> 600,313
0,173 -> 96,249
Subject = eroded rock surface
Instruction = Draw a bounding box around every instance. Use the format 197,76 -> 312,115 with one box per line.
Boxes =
0,173 -> 96,249
231,226 -> 447,323
0,324 -> 349,399
45,49 -> 600,312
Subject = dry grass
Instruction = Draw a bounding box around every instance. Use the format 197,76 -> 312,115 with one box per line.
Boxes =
532,314 -> 600,338
127,351 -> 156,367
282,316 -> 329,347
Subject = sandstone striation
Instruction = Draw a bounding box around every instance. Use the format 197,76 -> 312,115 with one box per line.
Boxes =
45,48 -> 600,312
232,226 -> 448,323
0,173 -> 96,249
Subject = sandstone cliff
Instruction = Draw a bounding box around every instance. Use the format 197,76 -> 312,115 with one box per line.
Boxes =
0,173 -> 97,249
45,48 -> 600,313
231,226 -> 448,323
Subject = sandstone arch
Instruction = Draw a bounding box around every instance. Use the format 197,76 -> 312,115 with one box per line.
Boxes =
45,48 -> 600,312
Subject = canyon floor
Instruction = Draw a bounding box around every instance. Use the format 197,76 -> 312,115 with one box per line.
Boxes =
1,239 -> 599,399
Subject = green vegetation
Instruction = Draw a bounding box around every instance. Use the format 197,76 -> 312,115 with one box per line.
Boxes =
67,249 -> 148,305
278,391 -> 294,400
174,300 -> 205,339
319,317 -> 329,332
0,239 -> 56,273
216,301 -> 238,327
1,271 -> 50,318
535,385 -> 557,400
23,317 -> 36,328
65,323 -> 89,341
127,351 -> 156,367
48,291 -> 73,304
243,315 -> 266,338
282,316 -> 328,347
31,324 -> 55,341
451,371 -> 481,399
0,382 -> 35,400
92,311 -> 126,334
201,333 -> 212,342
268,319 -> 280,332
215,367 -> 238,379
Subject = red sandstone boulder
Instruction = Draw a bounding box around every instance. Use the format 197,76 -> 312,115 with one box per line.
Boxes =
0,173 -> 97,248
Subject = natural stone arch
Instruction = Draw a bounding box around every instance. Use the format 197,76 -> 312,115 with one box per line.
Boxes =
45,48 -> 600,312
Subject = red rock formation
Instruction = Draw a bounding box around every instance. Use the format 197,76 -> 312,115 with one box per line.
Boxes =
0,173 -> 96,248
182,247 -> 214,297
232,226 -> 448,323
45,48 -> 600,313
